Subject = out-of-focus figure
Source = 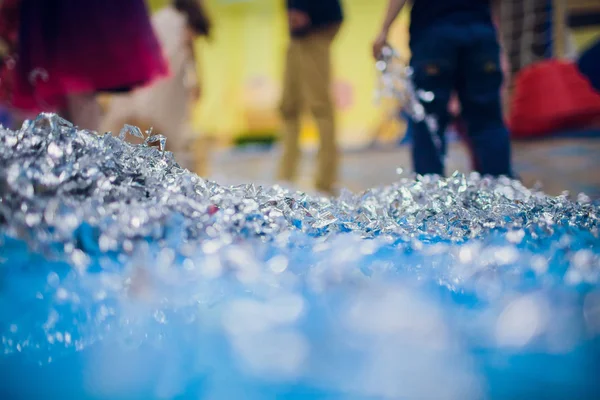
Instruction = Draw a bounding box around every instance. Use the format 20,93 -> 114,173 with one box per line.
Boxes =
373,0 -> 513,178
278,0 -> 344,195
102,0 -> 211,173
0,0 -> 23,127
2,0 -> 168,131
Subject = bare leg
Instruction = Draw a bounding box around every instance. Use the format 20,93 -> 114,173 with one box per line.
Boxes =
65,92 -> 101,131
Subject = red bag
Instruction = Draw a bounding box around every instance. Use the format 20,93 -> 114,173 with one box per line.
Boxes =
509,60 -> 600,138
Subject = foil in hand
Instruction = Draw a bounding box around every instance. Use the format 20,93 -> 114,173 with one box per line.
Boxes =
375,45 -> 438,135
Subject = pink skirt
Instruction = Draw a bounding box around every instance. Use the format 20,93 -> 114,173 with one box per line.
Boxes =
12,0 -> 169,111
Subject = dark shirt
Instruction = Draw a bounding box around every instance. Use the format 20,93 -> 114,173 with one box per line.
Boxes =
287,0 -> 343,37
410,0 -> 492,39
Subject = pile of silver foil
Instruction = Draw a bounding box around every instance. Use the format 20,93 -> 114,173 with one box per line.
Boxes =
1,114 -> 600,400
2,114 -> 597,258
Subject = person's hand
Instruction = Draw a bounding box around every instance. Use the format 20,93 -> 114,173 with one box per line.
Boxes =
288,9 -> 311,31
372,31 -> 388,60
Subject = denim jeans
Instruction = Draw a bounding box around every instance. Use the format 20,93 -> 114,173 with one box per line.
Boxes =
409,21 -> 512,177
578,39 -> 600,93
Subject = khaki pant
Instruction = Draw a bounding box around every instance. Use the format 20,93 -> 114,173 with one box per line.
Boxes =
278,25 -> 339,194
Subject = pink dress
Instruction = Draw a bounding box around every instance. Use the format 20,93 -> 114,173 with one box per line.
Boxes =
11,0 -> 169,112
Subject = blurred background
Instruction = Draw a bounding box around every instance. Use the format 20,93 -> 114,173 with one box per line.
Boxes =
2,0 -> 600,196
154,0 -> 600,196
147,0 -> 413,149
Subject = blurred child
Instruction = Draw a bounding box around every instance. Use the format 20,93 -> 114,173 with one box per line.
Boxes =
101,0 -> 211,173
279,0 -> 344,195
0,0 -> 21,126
4,0 -> 168,130
373,0 -> 513,177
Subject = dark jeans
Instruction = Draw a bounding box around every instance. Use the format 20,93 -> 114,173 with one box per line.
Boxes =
578,39 -> 600,93
409,22 -> 512,177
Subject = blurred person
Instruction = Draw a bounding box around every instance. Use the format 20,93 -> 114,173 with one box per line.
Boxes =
373,0 -> 512,177
0,41 -> 12,128
2,0 -> 167,131
101,0 -> 211,173
0,0 -> 21,127
397,4 -> 505,169
279,0 -> 344,195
